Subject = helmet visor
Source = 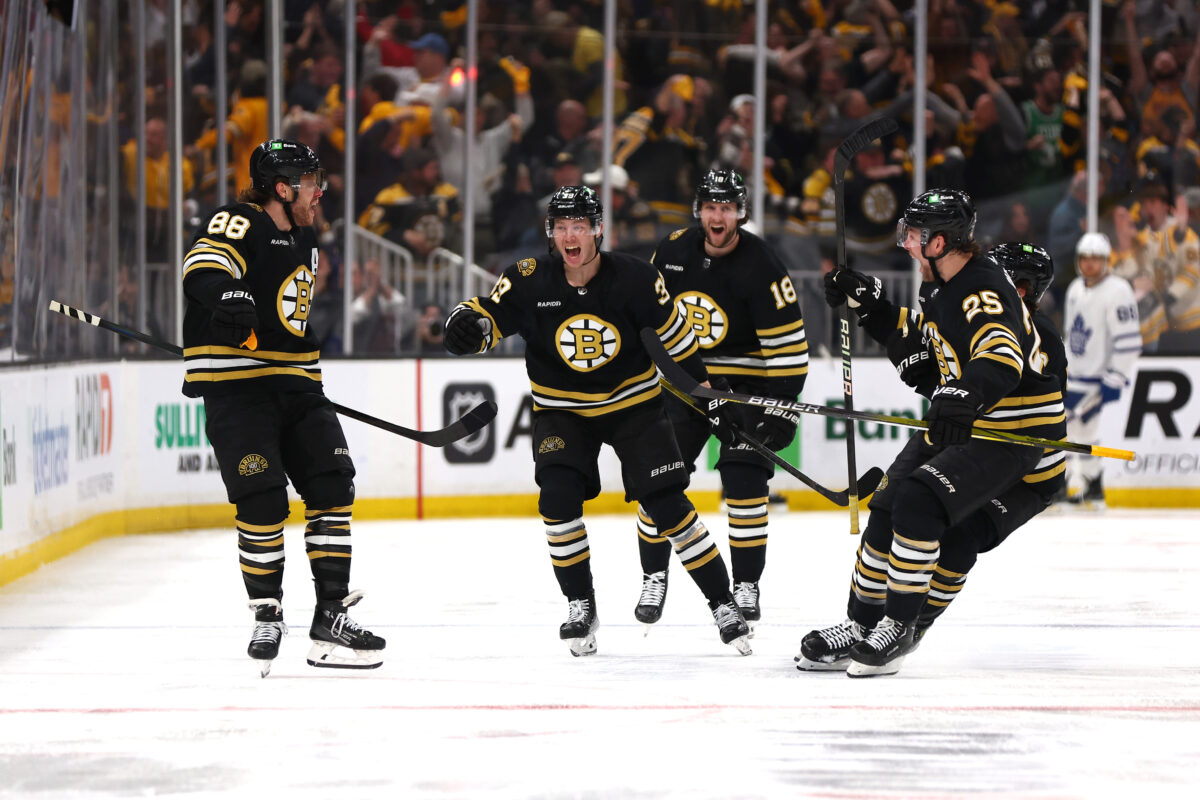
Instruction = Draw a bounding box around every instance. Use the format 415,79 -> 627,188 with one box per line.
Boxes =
297,169 -> 328,192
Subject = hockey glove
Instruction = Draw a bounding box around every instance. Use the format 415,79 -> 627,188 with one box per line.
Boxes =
705,376 -> 746,446
210,280 -> 257,347
823,268 -> 886,318
750,404 -> 800,451
886,331 -> 938,396
1080,375 -> 1123,423
444,306 -> 488,355
926,382 -> 981,447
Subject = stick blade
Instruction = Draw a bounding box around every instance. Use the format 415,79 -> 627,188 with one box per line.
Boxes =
833,116 -> 900,174
459,400 -> 498,435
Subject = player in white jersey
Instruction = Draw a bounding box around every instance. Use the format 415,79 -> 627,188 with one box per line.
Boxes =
1062,232 -> 1142,504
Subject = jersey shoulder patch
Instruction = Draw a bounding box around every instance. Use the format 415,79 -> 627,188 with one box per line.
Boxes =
517,257 -> 538,277
669,228 -> 688,241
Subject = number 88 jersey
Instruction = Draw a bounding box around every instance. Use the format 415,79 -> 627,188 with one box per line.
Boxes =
181,201 -> 323,397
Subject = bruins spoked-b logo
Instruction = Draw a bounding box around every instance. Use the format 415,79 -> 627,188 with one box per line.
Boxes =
278,265 -> 314,336
238,453 -> 269,476
677,291 -> 728,348
556,315 -> 621,372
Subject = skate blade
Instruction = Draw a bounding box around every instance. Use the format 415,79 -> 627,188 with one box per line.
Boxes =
642,623 -> 652,638
794,655 -> 848,672
845,654 -> 906,678
728,635 -> 752,656
306,641 -> 384,670
253,659 -> 274,678
569,633 -> 597,657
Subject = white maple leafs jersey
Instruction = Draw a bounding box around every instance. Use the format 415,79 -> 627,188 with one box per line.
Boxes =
454,251 -> 705,416
1062,273 -> 1142,395
650,226 -> 807,399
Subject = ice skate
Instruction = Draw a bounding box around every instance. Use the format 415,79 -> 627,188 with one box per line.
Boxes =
795,618 -> 866,671
1068,476 -> 1105,510
306,591 -> 386,669
732,581 -> 761,637
846,616 -> 917,678
710,595 -> 752,655
560,595 -> 598,656
247,598 -> 287,678
634,571 -> 668,634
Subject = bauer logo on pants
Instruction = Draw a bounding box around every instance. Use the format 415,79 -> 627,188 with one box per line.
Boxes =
238,454 -> 270,476
444,383 -> 495,463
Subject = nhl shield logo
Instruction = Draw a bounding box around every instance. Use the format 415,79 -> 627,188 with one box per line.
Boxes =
444,383 -> 496,464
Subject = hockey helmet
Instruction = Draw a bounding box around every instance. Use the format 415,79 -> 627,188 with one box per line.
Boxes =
693,169 -> 747,220
897,189 -> 976,252
1075,231 -> 1112,274
250,139 -> 326,199
544,185 -> 604,239
989,242 -> 1054,305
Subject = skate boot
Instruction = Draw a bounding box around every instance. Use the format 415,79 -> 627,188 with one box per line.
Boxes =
1070,476 -> 1105,509
247,598 -> 287,678
560,595 -> 598,657
846,616 -> 917,678
795,618 -> 866,671
710,595 -> 752,655
307,591 -> 386,669
634,571 -> 668,631
732,581 -> 761,633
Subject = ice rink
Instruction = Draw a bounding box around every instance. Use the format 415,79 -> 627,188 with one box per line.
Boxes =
2,506 -> 1198,799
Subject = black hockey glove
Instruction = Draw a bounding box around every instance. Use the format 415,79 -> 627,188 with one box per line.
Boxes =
210,280 -> 257,347
750,404 -> 800,451
926,382 -> 982,448
444,306 -> 488,355
705,376 -> 746,446
823,268 -> 886,318
886,331 -> 938,396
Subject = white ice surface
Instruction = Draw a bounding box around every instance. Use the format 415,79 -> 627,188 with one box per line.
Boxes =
1,507 -> 1198,799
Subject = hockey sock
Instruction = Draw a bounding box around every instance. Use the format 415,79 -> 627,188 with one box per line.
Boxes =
885,479 -> 947,621
544,516 -> 593,598
642,490 -> 729,604
845,507 -> 893,626
722,463 -> 770,583
235,489 -> 290,600
305,510 -> 352,600
636,504 -> 672,574
920,564 -> 968,627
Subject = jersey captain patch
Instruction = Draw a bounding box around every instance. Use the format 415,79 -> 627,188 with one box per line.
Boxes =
278,265 -> 314,336
556,314 -> 621,371
676,290 -> 729,348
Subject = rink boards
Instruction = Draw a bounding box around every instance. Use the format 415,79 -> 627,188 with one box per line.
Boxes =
2,356 -> 1199,580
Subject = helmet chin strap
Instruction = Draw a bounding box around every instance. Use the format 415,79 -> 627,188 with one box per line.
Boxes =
921,234 -> 948,284
277,182 -> 299,230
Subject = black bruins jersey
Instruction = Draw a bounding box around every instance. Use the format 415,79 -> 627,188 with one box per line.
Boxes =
181,202 -> 323,397
651,226 -> 807,399
896,258 -> 1067,485
454,251 -> 704,416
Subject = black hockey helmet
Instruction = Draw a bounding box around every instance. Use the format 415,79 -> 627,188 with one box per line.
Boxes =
249,139 -> 326,199
693,169 -> 747,220
544,185 -> 604,239
989,241 -> 1054,305
897,188 -> 976,251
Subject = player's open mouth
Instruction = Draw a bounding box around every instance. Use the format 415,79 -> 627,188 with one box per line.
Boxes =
710,225 -> 726,236
565,245 -> 581,257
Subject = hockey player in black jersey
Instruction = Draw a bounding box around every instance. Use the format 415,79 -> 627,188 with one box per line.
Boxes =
182,139 -> 384,676
443,185 -> 752,656
633,170 -> 807,630
797,190 -> 1066,677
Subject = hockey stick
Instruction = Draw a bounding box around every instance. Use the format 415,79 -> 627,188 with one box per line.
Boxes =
832,115 -> 900,534
48,300 -> 496,447
640,328 -> 1135,461
657,378 -> 883,506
